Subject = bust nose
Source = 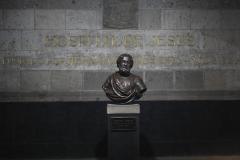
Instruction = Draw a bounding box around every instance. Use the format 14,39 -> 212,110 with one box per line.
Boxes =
122,62 -> 127,66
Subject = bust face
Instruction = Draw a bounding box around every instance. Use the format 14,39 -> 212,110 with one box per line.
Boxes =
118,56 -> 132,75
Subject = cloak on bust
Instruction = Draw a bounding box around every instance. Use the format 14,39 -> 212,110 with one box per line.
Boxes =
102,54 -> 147,104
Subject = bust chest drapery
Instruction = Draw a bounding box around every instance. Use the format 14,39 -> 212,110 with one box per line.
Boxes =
102,72 -> 146,103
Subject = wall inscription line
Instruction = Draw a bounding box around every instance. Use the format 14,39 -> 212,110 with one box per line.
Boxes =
1,54 -> 240,69
44,33 -> 195,48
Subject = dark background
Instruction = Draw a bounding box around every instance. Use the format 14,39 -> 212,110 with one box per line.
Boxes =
1,101 -> 240,159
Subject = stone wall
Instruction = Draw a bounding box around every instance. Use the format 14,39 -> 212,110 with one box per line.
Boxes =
1,0 -> 240,101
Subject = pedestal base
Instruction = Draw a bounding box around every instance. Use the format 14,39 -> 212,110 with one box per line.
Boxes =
107,104 -> 140,160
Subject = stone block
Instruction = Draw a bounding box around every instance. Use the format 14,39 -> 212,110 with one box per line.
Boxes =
225,70 -> 240,90
0,0 -> 102,9
83,71 -> 111,90
220,0 -> 240,9
0,0 -> 39,9
34,0 -> 102,9
0,70 -> 20,91
0,31 -> 21,51
190,10 -> 221,29
21,70 -> 50,91
35,9 -> 65,29
188,0 -> 222,9
64,0 -> 102,9
161,9 -> 190,29
66,10 -> 101,30
21,30 -> 44,51
175,70 -> 204,89
145,71 -> 173,90
51,70 -> 83,91
4,9 -> 34,29
22,30 -> 67,51
35,0 -> 68,9
202,30 -> 239,50
221,10 -> 240,29
103,0 -> 138,29
22,0 -> 38,8
138,9 -> 161,29
204,70 -> 226,90
139,0 -> 190,9
0,0 -> 23,9
0,10 -> 3,29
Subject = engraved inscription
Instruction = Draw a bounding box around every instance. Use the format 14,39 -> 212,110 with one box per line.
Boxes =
44,33 -> 194,48
148,33 -> 194,46
1,54 -> 240,69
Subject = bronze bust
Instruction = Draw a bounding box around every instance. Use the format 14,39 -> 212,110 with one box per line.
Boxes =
102,54 -> 147,104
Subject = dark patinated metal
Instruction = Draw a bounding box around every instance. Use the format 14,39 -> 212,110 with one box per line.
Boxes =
102,54 -> 147,104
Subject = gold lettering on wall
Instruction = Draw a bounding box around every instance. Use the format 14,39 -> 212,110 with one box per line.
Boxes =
69,36 -> 80,47
2,54 -> 240,68
149,33 -> 194,47
45,35 -> 67,47
95,34 -> 101,48
123,34 -> 143,48
102,35 -> 113,48
150,35 -> 166,46
80,35 -> 91,47
44,33 -> 195,48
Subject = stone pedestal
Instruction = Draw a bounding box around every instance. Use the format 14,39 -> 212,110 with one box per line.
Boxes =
107,104 -> 140,160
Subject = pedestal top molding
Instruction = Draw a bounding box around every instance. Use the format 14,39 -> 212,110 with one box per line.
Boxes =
107,104 -> 140,114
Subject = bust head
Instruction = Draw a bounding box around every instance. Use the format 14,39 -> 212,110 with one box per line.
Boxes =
116,54 -> 133,76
